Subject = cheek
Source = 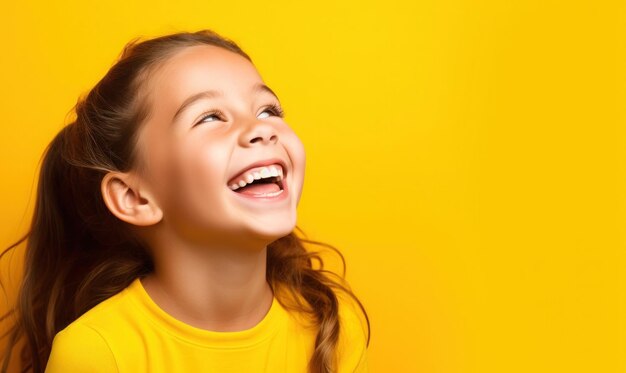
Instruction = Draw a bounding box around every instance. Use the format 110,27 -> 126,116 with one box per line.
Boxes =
151,141 -> 225,218
294,135 -> 306,169
287,132 -> 306,174
177,143 -> 228,199
155,150 -> 188,213
284,132 -> 306,201
158,150 -> 231,240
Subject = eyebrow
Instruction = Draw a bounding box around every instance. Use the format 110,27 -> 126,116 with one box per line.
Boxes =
172,83 -> 280,121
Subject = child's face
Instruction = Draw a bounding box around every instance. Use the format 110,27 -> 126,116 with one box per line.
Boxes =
135,45 -> 305,247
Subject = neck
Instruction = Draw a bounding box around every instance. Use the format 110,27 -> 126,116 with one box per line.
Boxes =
140,232 -> 275,332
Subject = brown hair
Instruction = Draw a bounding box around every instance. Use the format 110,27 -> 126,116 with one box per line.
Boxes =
0,29 -> 369,373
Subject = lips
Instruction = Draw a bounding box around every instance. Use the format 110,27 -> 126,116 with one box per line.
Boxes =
227,158 -> 288,188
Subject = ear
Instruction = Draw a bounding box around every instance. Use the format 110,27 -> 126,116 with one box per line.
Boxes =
101,171 -> 163,226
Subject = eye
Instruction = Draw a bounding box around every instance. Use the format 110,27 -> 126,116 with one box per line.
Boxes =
258,103 -> 285,119
195,110 -> 225,126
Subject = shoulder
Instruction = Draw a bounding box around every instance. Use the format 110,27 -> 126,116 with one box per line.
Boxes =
336,292 -> 370,373
45,286 -> 135,372
45,321 -> 119,372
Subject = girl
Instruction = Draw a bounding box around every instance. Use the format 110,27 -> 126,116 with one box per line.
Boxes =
0,29 -> 370,373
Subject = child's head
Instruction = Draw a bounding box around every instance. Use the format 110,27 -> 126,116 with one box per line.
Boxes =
92,34 -> 306,251
1,29 -> 368,373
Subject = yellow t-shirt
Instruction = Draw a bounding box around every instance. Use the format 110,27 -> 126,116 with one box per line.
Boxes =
45,277 -> 369,372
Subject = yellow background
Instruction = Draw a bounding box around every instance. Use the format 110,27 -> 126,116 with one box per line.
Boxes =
1,0 -> 625,372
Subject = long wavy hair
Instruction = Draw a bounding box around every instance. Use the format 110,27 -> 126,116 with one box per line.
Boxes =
0,29 -> 370,373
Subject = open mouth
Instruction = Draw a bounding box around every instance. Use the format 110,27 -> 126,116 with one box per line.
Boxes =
227,164 -> 286,197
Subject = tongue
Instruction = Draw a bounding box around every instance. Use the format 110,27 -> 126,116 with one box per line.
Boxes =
236,182 -> 280,195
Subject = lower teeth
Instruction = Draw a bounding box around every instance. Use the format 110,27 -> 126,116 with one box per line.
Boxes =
256,189 -> 283,197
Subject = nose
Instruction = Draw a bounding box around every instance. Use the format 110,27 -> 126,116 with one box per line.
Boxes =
239,120 -> 279,147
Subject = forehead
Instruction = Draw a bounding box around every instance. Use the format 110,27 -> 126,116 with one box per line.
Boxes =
147,44 -> 262,99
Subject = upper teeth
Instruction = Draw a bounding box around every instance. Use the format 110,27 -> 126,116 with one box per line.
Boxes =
229,165 -> 284,190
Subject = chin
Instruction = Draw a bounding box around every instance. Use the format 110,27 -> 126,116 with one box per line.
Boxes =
249,217 -> 296,243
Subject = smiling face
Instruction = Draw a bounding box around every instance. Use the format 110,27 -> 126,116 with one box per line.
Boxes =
133,44 -> 306,248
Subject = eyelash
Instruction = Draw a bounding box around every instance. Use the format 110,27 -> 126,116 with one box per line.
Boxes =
195,103 -> 285,125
